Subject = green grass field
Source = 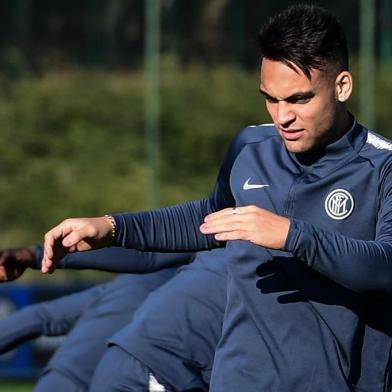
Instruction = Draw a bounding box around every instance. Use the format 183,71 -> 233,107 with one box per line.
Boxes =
0,382 -> 35,391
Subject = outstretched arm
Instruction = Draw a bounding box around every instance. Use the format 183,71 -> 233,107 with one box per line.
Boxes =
41,201 -> 222,274
0,245 -> 193,281
36,245 -> 194,273
41,126 -> 259,273
0,284 -> 103,354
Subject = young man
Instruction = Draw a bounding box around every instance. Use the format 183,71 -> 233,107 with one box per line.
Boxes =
42,5 -> 392,391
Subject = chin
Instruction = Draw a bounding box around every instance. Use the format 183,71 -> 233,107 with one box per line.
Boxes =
283,140 -> 309,154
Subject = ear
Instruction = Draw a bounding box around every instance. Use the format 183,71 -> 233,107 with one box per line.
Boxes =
335,71 -> 353,102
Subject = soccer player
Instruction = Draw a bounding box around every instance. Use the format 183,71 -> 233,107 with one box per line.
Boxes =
0,246 -> 193,391
91,248 -> 227,391
1,246 -> 228,391
42,5 -> 392,391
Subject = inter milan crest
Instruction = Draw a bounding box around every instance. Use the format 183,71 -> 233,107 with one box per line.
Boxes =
324,189 -> 354,220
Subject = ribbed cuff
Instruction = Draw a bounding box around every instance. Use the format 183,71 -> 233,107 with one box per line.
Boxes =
283,218 -> 303,253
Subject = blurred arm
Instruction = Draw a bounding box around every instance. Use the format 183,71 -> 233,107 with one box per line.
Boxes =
35,245 -> 194,273
0,284 -> 104,354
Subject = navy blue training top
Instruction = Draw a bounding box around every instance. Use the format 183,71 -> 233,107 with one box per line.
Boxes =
34,245 -> 193,273
112,121 -> 392,390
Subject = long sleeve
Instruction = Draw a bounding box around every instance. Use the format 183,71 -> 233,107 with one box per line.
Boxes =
111,127 -> 255,252
34,245 -> 193,273
284,155 -> 392,294
113,199 -> 221,251
0,284 -> 103,353
285,215 -> 392,294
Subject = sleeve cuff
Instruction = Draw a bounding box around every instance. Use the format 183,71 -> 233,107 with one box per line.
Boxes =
33,244 -> 44,269
112,213 -> 126,247
283,218 -> 302,253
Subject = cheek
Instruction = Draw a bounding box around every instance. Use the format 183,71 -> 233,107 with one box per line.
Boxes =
298,102 -> 328,126
312,103 -> 336,129
310,93 -> 336,120
300,104 -> 336,140
265,102 -> 277,120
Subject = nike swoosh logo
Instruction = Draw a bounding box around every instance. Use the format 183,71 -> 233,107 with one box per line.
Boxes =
243,178 -> 269,190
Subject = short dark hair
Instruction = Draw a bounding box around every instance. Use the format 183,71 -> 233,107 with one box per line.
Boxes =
258,4 -> 348,78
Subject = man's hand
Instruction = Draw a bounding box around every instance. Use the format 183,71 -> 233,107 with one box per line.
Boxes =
0,246 -> 36,282
42,216 -> 114,274
200,205 -> 290,250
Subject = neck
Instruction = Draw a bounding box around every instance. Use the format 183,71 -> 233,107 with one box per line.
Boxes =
328,108 -> 352,145
314,107 -> 352,150
294,109 -> 354,166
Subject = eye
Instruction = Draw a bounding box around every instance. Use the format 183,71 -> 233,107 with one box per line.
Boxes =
265,96 -> 278,104
287,95 -> 312,104
295,97 -> 311,104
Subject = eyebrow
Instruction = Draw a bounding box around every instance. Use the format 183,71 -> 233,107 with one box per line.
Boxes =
259,88 -> 315,102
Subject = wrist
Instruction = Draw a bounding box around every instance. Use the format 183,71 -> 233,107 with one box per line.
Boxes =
13,246 -> 37,269
279,217 -> 291,249
103,215 -> 117,245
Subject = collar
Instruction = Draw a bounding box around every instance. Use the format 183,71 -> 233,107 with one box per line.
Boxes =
287,117 -> 367,177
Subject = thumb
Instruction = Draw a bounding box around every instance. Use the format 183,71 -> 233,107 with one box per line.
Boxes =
62,228 -> 90,248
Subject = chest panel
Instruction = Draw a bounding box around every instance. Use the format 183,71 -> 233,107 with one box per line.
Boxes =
231,141 -> 378,241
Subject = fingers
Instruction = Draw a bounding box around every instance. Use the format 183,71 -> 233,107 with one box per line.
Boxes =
214,230 -> 249,241
201,207 -> 254,233
42,220 -> 77,274
44,223 -> 69,258
200,205 -> 289,249
62,229 -> 87,248
203,208 -> 237,222
200,210 -> 256,243
200,216 -> 250,235
0,263 -> 8,281
201,222 -> 253,241
203,206 -> 259,223
41,217 -> 110,274
41,254 -> 54,274
0,250 -> 11,266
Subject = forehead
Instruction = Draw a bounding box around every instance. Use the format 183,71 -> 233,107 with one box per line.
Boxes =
260,59 -> 325,97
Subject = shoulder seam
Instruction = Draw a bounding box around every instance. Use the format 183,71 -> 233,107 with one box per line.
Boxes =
366,131 -> 392,152
246,133 -> 279,146
240,124 -> 279,146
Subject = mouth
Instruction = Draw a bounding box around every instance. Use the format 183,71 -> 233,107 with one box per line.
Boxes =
279,129 -> 304,141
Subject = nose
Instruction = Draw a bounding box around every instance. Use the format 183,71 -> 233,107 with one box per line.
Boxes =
276,101 -> 295,127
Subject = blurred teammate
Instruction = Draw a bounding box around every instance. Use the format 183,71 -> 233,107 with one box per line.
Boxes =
0,246 -> 193,391
41,4 -> 392,391
0,246 -> 228,391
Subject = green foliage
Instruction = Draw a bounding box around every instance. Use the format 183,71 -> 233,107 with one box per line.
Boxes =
0,62 -> 268,254
373,62 -> 392,135
160,59 -> 267,177
0,70 -> 147,249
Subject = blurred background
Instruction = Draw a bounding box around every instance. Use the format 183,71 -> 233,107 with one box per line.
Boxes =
0,0 -> 390,389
